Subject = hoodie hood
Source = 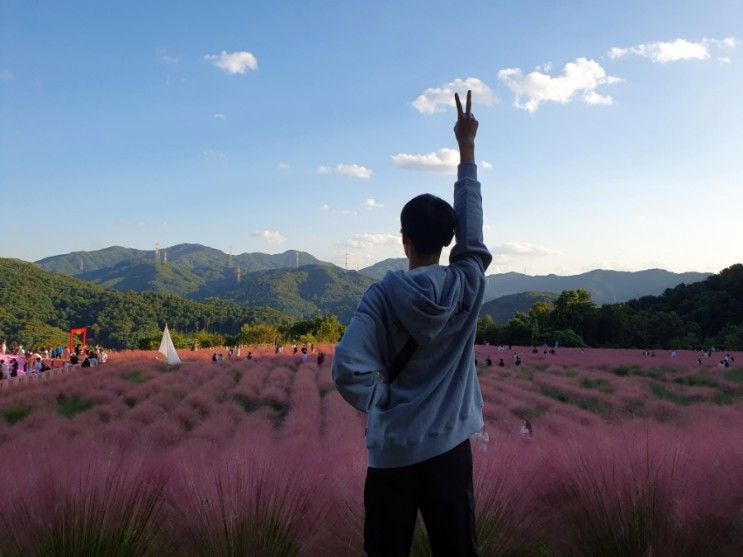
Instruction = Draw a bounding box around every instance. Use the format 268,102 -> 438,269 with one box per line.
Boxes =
381,265 -> 462,345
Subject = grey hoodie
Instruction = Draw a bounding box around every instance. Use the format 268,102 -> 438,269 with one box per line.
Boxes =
332,163 -> 492,468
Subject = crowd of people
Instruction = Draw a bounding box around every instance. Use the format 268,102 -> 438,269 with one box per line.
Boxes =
211,342 -> 327,368
0,339 -> 108,381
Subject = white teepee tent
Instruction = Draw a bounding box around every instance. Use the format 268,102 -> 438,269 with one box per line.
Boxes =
158,324 -> 181,365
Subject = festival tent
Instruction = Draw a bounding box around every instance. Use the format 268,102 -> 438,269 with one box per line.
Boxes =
158,324 -> 181,365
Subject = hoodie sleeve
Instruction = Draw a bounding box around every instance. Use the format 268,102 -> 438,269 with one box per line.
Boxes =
331,286 -> 386,413
449,163 -> 492,275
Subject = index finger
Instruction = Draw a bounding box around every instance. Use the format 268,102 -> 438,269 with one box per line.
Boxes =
455,93 -> 463,116
466,90 -> 472,115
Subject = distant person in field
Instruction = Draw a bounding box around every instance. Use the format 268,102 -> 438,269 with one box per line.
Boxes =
1,359 -> 9,380
520,420 -> 533,439
332,91 -> 488,557
1,339 -> 6,354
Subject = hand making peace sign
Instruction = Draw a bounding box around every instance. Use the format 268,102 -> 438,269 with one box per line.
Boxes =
454,90 -> 478,164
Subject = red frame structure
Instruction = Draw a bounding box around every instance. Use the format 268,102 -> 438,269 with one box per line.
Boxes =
69,327 -> 87,354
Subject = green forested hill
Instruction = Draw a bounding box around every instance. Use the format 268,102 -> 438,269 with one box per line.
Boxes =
37,244 -> 335,301
79,260 -> 205,297
36,246 -> 148,275
0,258 -> 287,349
215,265 -> 374,323
359,258 -> 408,280
476,264 -> 743,350
623,263 -> 743,346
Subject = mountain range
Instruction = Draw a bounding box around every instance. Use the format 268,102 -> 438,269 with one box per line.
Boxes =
33,244 -> 711,324
360,257 -> 710,305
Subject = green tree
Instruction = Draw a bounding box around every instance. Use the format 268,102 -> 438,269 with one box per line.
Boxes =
477,315 -> 496,344
239,323 -> 281,345
551,289 -> 596,337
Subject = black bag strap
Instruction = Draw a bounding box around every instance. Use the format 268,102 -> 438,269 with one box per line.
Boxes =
386,336 -> 419,385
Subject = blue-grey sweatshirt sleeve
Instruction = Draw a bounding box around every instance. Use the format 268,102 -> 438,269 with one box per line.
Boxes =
331,286 -> 385,413
449,163 -> 492,273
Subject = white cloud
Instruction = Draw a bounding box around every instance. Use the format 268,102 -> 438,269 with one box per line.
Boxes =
0,70 -> 14,81
583,91 -> 614,105
320,203 -> 357,216
391,148 -> 458,174
346,233 -> 401,250
608,39 -> 709,62
277,162 -> 290,170
158,50 -> 179,64
201,149 -> 225,159
317,163 -> 373,179
363,198 -> 383,210
252,230 -> 286,245
719,56 -> 731,64
498,58 -> 620,113
719,37 -> 739,49
412,77 -> 497,114
480,160 -> 493,170
214,113 -> 226,120
493,242 -> 562,257
608,37 -> 738,63
204,50 -> 258,74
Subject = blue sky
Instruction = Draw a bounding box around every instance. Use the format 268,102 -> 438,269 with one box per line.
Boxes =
1,0 -> 741,274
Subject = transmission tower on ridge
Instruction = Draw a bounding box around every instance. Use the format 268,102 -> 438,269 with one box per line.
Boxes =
295,251 -> 299,269
345,252 -> 349,270
155,243 -> 161,265
163,251 -> 168,265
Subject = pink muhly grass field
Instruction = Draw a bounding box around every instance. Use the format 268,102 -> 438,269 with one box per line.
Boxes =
0,346 -> 740,556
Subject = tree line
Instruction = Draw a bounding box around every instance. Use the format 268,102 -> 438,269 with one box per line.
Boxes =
477,264 -> 743,350
3,258 -> 741,352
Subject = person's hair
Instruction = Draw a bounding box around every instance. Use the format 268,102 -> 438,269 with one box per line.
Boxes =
400,194 -> 456,256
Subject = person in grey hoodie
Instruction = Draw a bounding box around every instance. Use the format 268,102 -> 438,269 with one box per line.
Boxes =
332,90 -> 491,557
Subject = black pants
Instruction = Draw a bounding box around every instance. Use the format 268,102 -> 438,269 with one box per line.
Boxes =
364,439 -> 479,557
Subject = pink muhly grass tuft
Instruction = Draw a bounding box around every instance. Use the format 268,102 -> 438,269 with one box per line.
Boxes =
265,365 -> 294,391
166,455 -> 321,557
280,366 -> 321,440
127,400 -> 166,426
190,404 -> 243,446
183,391 -> 214,417
146,418 -> 185,448
538,432 -> 685,556
0,447 -> 168,556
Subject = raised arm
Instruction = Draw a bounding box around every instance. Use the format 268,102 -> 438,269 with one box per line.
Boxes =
449,90 -> 492,273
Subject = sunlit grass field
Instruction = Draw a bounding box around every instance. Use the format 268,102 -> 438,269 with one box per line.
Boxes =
0,346 -> 741,556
